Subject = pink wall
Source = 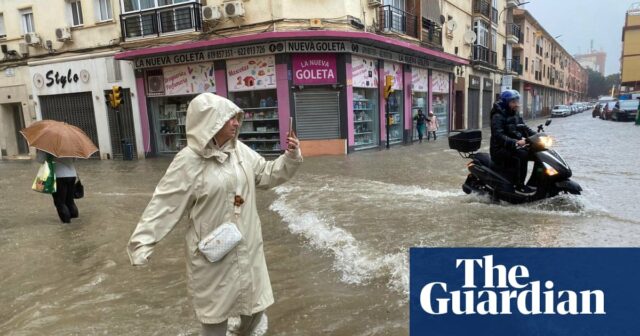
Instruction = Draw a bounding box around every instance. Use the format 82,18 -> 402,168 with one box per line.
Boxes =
276,63 -> 290,147
379,66 -> 386,143
135,77 -> 151,153
346,62 -> 355,146
214,69 -> 227,98
404,68 -> 412,132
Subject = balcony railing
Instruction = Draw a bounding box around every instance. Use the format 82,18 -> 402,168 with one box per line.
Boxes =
472,45 -> 497,67
120,2 -> 203,41
508,23 -> 522,40
421,18 -> 443,48
473,0 -> 492,19
505,59 -> 523,75
378,5 -> 419,38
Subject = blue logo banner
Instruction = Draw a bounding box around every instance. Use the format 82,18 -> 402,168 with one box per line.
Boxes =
410,248 -> 640,336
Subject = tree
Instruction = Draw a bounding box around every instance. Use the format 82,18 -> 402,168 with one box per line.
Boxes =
605,73 -> 621,94
587,68 -> 607,98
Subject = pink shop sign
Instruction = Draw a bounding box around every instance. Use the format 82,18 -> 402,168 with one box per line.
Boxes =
292,53 -> 337,85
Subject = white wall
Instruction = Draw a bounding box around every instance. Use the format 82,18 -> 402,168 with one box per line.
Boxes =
28,54 -> 143,159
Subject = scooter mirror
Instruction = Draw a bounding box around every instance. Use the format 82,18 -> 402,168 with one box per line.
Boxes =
545,119 -> 552,126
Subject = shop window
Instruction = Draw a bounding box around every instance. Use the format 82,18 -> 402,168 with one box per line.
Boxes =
20,8 -> 34,34
150,96 -> 190,154
230,90 -> 281,155
352,56 -> 380,150
69,0 -> 84,27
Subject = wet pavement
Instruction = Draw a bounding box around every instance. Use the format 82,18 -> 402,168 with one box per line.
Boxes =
1,110 -> 639,335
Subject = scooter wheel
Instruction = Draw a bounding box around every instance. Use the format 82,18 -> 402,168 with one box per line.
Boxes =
462,184 -> 472,194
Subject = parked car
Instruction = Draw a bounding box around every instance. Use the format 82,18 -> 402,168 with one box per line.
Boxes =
611,99 -> 639,121
601,101 -> 618,120
552,105 -> 572,117
592,103 -> 602,118
570,105 -> 579,114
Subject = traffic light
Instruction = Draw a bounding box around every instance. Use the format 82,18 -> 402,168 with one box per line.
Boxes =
384,75 -> 395,100
109,86 -> 123,108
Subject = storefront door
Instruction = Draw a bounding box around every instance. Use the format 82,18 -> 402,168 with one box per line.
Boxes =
482,90 -> 493,128
294,89 -> 341,140
12,104 -> 28,154
39,92 -> 100,157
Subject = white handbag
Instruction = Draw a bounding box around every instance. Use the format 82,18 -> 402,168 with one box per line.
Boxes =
198,222 -> 242,262
197,151 -> 246,263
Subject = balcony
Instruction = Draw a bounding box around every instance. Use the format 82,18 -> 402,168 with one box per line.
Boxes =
507,23 -> 521,44
505,59 -> 523,75
421,18 -> 443,50
120,2 -> 203,41
378,5 -> 419,38
472,45 -> 497,68
473,0 -> 492,20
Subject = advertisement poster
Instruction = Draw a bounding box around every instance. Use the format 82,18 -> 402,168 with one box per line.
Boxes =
411,67 -> 429,92
352,56 -> 379,88
384,61 -> 403,90
226,55 -> 276,92
432,70 -> 450,94
292,53 -> 337,85
163,63 -> 216,96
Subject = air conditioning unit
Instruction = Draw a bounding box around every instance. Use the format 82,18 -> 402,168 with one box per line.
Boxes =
368,0 -> 382,6
147,75 -> 165,95
24,32 -> 41,45
223,1 -> 245,18
55,27 -> 72,41
202,5 -> 222,21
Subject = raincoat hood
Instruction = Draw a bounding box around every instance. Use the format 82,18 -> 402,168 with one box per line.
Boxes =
186,93 -> 243,160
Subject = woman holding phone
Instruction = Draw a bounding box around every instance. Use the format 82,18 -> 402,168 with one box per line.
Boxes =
127,93 -> 302,336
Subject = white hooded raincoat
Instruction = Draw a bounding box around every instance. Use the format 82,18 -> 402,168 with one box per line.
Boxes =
127,93 -> 302,324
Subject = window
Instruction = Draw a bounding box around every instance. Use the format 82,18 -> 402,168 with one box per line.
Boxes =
526,27 -> 529,42
474,19 -> 489,47
97,0 -> 113,21
491,28 -> 497,51
70,0 -> 84,26
0,14 -> 5,38
122,0 -> 194,12
525,57 -> 528,71
20,8 -> 35,34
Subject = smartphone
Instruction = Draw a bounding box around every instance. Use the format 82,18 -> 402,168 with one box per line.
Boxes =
288,117 -> 294,136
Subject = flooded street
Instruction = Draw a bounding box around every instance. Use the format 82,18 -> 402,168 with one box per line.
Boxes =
1,111 -> 639,335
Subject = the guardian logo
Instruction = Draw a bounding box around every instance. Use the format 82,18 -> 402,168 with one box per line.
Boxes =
420,255 -> 606,316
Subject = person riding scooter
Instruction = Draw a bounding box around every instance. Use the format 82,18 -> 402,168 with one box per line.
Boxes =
490,90 -> 537,193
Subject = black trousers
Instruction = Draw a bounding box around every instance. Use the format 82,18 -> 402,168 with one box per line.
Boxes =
51,177 -> 78,223
493,148 -> 532,186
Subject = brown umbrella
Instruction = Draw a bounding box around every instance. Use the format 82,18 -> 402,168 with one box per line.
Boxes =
20,120 -> 98,158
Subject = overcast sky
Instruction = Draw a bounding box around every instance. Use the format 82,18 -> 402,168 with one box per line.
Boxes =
523,0 -> 635,76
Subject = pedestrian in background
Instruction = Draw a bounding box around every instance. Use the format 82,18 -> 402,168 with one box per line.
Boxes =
127,93 -> 302,336
36,149 -> 78,223
413,109 -> 427,143
427,111 -> 439,141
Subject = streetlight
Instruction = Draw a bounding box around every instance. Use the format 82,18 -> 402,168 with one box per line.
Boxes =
499,1 -> 531,21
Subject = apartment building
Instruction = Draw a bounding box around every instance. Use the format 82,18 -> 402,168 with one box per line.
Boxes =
0,0 -> 143,160
511,8 -> 587,119
621,3 -> 640,94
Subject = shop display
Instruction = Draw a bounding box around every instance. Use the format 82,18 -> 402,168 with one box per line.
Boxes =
432,70 -> 450,136
411,67 -> 429,141
384,62 -> 404,144
153,96 -> 192,154
352,56 -> 380,150
353,88 -> 379,149
230,89 -> 281,155
412,94 -> 428,140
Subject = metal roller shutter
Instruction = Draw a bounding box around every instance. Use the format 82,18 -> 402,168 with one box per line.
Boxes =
482,91 -> 493,128
39,92 -> 100,157
294,89 -> 340,140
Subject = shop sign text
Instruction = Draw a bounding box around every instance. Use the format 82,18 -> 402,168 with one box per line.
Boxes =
292,54 -> 337,85
46,69 -> 80,88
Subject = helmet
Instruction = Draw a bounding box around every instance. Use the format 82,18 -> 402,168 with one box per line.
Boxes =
500,89 -> 520,103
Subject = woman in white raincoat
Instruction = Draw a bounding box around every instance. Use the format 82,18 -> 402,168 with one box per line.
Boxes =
127,93 -> 302,335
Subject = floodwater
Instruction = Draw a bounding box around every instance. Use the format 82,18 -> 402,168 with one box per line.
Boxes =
1,111 -> 639,335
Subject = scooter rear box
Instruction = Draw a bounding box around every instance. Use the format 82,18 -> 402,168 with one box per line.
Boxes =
449,129 -> 482,152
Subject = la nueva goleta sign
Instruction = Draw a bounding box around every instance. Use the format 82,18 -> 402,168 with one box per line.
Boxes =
132,40 -> 453,71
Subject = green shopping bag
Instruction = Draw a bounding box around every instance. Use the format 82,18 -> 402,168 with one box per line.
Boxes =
32,157 -> 56,194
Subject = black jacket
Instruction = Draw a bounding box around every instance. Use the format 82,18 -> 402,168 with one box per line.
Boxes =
490,102 -> 536,158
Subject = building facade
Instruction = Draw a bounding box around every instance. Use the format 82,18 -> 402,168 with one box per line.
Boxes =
621,3 -> 640,94
575,50 -> 606,76
0,0 -> 144,160
0,0 -> 588,159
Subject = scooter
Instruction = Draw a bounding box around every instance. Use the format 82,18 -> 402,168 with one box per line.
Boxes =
448,119 -> 582,204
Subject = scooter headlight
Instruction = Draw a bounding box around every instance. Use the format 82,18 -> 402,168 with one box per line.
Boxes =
543,162 -> 558,176
539,136 -> 553,149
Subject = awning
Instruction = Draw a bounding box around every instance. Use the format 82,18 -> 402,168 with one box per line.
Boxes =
115,31 -> 468,67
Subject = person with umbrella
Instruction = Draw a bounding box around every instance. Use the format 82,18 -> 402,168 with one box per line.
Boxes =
21,120 -> 98,224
